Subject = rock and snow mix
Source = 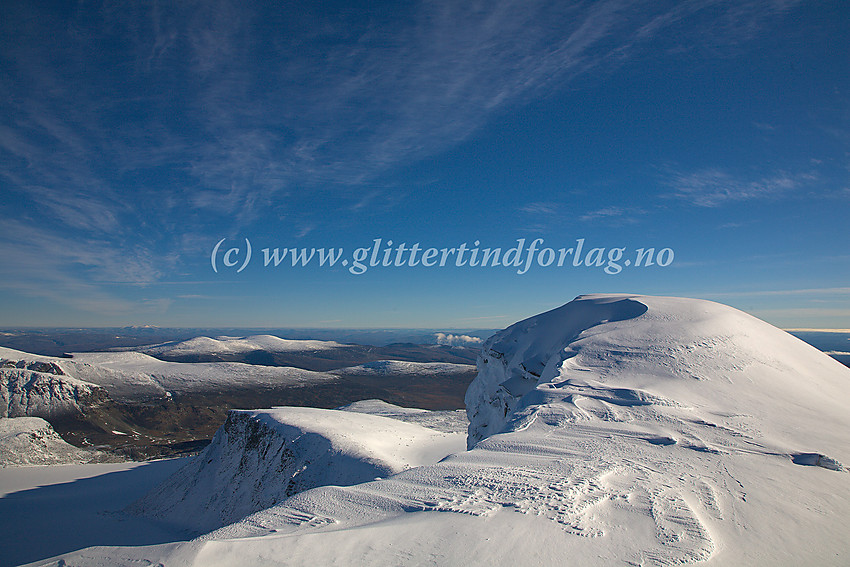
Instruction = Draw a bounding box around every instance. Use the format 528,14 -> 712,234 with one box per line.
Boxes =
0,417 -> 106,466
19,295 -> 850,565
1,357 -> 108,419
0,346 -> 338,403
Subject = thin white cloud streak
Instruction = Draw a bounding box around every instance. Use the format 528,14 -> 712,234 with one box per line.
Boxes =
158,0 -> 805,218
579,206 -> 646,223
4,0 -> 806,222
664,168 -> 815,206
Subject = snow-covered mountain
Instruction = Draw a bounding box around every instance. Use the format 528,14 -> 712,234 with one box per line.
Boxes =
28,295 -> 850,566
128,406 -> 466,534
141,335 -> 354,357
0,346 -> 340,404
0,417 -> 108,467
134,334 -> 479,371
330,360 -> 474,377
63,351 -> 337,402
1,357 -> 108,419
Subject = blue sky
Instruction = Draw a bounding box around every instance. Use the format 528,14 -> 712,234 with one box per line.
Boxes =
1,0 -> 848,329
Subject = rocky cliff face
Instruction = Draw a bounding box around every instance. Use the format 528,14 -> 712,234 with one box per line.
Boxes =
1,359 -> 109,419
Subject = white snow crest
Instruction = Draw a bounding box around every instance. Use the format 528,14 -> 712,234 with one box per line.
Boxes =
466,294 -> 648,447
128,406 -> 465,534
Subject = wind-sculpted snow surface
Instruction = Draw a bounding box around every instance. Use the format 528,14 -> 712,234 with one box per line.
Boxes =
33,295 -> 850,566
465,295 -> 648,447
128,406 -> 466,534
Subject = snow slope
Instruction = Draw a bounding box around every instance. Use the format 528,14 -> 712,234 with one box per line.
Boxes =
339,399 -> 468,433
129,406 -> 466,534
0,458 -> 190,567
0,417 -> 108,467
0,348 -> 338,403
28,295 -> 850,566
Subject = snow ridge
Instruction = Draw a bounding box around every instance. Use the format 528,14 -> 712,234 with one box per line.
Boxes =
129,406 -> 465,534
466,294 -> 648,447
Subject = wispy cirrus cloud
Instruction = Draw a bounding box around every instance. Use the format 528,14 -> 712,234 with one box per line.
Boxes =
0,0 -> 806,319
579,206 -> 646,223
664,168 -> 814,207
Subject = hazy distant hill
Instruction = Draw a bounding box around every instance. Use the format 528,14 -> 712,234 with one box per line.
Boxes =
136,335 -> 478,370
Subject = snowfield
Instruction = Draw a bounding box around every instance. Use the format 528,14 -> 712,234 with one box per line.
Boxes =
338,399 -> 468,433
0,347 -> 339,403
10,294 -> 850,566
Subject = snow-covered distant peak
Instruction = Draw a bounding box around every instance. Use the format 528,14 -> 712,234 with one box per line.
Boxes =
142,335 -> 352,357
331,360 -> 474,376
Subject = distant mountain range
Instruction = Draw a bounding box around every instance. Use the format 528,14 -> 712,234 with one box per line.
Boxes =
1,337 -> 477,460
